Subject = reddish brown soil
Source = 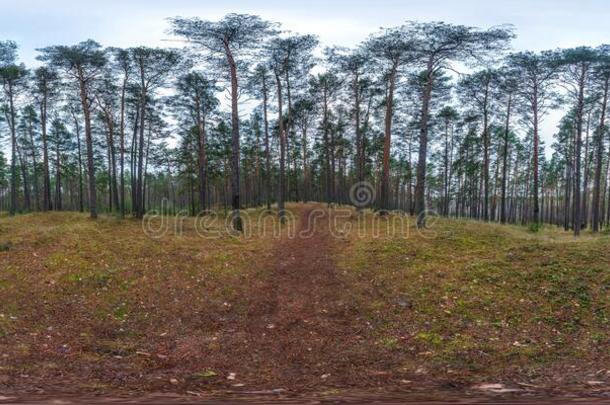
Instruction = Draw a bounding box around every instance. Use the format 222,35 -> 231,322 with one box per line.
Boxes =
141,206 -> 409,392
236,207 -> 400,389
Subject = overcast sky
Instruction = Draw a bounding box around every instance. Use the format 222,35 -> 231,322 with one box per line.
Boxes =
2,0 -> 610,146
4,0 -> 610,65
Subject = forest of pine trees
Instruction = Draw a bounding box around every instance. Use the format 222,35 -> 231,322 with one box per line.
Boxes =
2,16 -> 610,236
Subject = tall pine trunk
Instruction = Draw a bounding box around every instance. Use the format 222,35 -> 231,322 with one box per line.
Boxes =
78,69 -> 97,219
592,76 -> 609,231
573,67 -> 586,235
381,66 -> 397,213
196,95 -> 207,212
501,93 -> 512,224
415,64 -> 434,227
7,82 -> 17,215
119,77 -> 127,216
262,76 -> 272,211
40,95 -> 52,211
275,71 -> 286,222
225,45 -> 242,231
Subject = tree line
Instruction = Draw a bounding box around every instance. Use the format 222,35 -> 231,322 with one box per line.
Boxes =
1,15 -> 610,236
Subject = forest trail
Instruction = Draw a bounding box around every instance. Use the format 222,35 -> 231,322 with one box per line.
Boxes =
241,205 -> 371,389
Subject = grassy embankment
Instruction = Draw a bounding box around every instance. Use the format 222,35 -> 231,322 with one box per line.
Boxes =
339,212 -> 610,386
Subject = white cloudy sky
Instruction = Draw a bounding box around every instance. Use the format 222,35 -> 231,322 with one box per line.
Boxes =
2,0 -> 610,146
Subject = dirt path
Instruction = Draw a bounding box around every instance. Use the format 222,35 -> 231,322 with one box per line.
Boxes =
240,205 -> 374,390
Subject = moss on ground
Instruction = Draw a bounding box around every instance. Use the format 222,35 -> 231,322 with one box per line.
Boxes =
0,208 -> 281,393
337,210 -> 610,382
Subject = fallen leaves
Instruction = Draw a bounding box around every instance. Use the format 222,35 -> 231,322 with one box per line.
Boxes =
193,369 -> 217,378
135,351 -> 151,357
474,383 -> 521,393
586,380 -> 605,385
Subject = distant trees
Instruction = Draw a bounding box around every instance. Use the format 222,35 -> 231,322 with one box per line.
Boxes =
19,105 -> 41,210
173,71 -> 218,211
109,47 -> 132,216
96,74 -> 120,212
495,67 -> 520,224
1,16 -> 610,236
458,69 -> 497,222
366,26 -> 415,213
557,47 -> 599,235
438,106 -> 459,216
507,51 -> 558,225
38,40 -> 107,219
171,14 -> 275,231
0,40 -> 27,215
309,72 -> 342,205
326,46 -> 373,206
247,64 -> 273,210
591,45 -> 610,232
32,66 -> 59,211
48,118 -> 71,210
409,22 -> 513,226
266,34 -> 318,220
292,97 -> 317,202
0,151 -> 7,210
129,47 -> 180,218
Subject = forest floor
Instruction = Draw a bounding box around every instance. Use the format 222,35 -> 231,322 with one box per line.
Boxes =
0,204 -> 609,403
